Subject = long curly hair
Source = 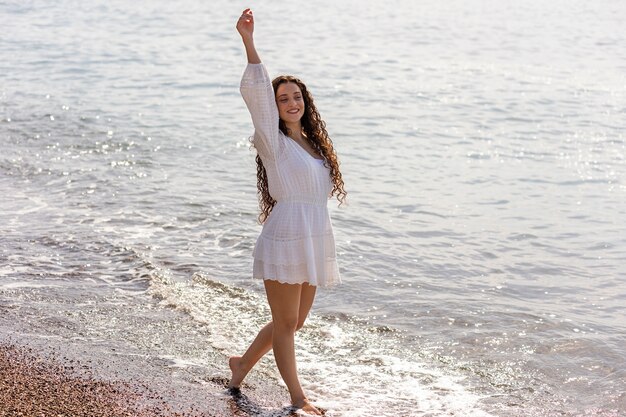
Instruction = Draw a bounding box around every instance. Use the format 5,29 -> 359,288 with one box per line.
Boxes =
254,75 -> 347,223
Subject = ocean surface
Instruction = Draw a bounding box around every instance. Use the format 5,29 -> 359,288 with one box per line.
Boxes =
1,0 -> 625,416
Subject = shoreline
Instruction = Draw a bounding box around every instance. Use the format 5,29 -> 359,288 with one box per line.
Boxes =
0,338 -> 299,417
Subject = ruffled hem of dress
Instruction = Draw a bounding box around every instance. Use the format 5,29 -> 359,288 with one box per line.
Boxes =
253,258 -> 341,288
255,276 -> 341,288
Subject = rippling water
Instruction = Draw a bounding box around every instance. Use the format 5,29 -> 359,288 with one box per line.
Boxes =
1,0 -> 625,416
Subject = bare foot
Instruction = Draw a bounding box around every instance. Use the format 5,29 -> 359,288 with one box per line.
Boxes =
294,398 -> 323,416
228,356 -> 247,388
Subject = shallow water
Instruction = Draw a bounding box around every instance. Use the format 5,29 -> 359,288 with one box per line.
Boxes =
1,0 -> 625,416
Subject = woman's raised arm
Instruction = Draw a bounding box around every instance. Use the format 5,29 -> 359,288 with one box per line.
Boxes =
237,8 -> 281,161
236,8 -> 261,64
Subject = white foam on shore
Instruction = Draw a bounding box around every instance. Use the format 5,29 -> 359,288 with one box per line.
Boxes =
147,272 -> 496,417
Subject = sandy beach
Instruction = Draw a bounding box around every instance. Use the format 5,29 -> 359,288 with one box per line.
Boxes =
0,339 -> 301,417
0,341 -> 207,417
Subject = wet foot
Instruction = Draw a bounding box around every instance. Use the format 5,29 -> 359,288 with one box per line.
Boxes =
228,356 -> 247,388
294,399 -> 323,416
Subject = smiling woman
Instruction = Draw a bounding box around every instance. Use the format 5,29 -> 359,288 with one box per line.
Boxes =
275,83 -> 305,126
227,7 -> 347,416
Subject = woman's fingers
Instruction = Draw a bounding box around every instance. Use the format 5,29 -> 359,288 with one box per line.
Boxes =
237,8 -> 254,36
239,10 -> 253,23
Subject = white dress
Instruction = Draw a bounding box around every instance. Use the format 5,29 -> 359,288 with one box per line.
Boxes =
240,63 -> 341,288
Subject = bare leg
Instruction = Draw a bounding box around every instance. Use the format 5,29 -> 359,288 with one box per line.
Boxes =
290,283 -> 320,415
264,280 -> 321,415
296,283 -> 317,331
228,322 -> 273,388
228,283 -> 317,389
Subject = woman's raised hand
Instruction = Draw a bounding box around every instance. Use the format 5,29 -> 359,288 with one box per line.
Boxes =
237,8 -> 260,63
237,8 -> 254,39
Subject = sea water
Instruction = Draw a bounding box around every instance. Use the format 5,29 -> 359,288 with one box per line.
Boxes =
1,0 -> 624,415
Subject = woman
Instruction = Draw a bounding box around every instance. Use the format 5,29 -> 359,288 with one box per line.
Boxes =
229,8 -> 347,416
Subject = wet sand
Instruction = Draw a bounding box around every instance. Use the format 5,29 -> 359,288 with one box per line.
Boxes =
0,340 -> 301,417
0,342 -> 209,417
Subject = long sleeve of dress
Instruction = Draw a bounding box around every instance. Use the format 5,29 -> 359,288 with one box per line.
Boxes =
240,63 -> 282,161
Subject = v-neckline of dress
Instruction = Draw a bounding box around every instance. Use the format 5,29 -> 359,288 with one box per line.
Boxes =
288,136 -> 324,161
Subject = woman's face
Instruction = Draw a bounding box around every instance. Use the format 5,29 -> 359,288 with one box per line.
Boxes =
275,82 -> 305,124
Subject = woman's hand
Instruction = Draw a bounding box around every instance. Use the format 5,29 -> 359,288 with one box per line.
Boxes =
237,8 -> 260,64
237,8 -> 254,40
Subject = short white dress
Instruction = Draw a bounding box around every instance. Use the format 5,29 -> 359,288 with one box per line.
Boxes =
240,63 -> 341,287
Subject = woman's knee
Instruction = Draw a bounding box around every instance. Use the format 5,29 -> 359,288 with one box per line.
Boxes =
272,316 -> 299,333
